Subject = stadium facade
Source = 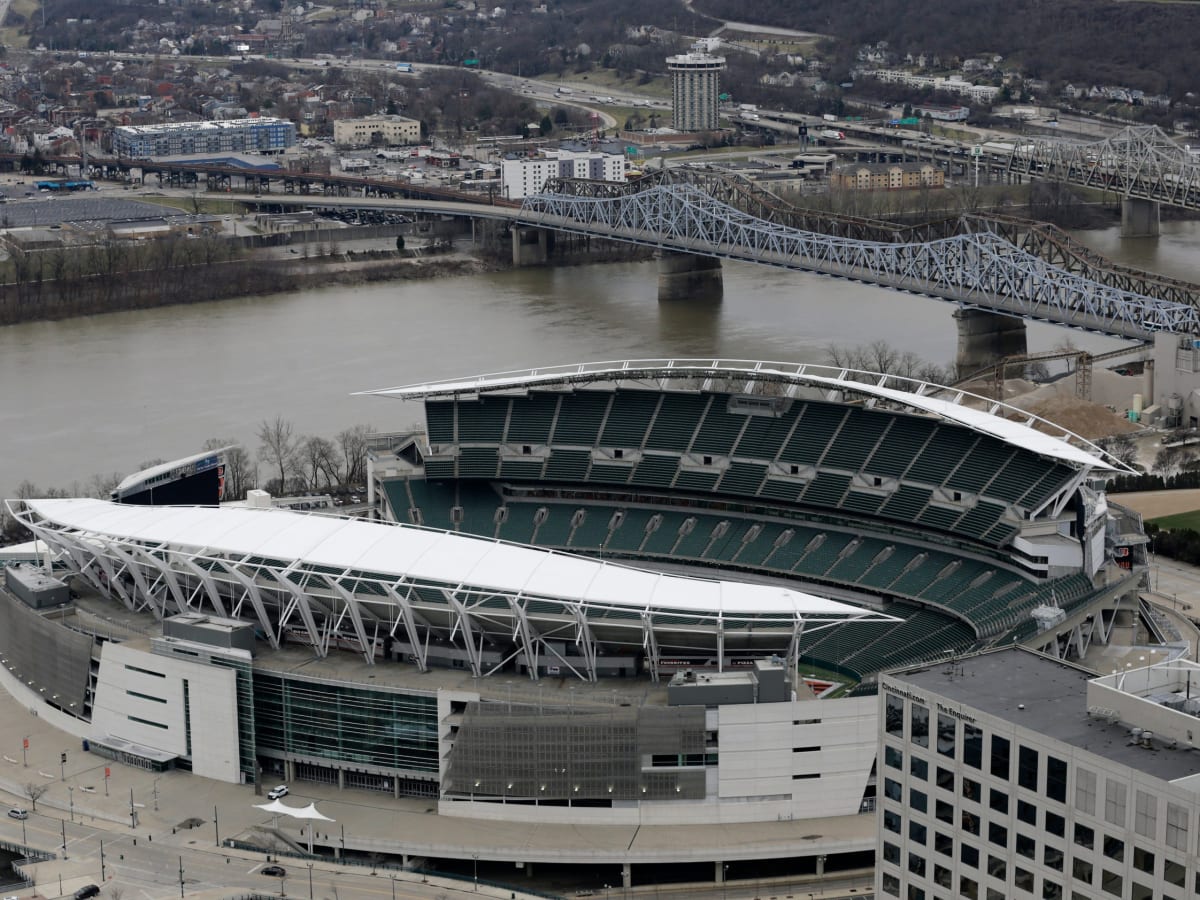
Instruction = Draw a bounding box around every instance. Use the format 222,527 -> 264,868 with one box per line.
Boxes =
0,359 -> 1153,875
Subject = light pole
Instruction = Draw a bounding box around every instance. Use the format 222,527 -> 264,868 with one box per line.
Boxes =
473,853 -> 479,891
179,855 -> 185,899
68,786 -> 74,823
307,862 -> 313,900
153,777 -> 161,811
391,875 -> 397,900
21,736 -> 27,768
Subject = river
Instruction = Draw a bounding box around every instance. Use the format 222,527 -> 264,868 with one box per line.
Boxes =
3,220 -> 1199,495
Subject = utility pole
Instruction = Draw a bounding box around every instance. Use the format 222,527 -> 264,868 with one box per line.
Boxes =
100,839 -> 105,882
179,855 -> 185,899
60,819 -> 67,860
214,805 -> 220,847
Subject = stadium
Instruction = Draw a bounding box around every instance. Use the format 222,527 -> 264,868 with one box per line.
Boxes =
0,358 -> 1151,886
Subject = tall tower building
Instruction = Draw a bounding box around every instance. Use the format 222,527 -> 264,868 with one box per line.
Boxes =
667,49 -> 725,132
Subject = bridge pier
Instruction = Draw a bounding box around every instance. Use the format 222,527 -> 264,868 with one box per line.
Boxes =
658,251 -> 723,302
1121,197 -> 1160,237
954,308 -> 1028,377
511,226 -> 550,266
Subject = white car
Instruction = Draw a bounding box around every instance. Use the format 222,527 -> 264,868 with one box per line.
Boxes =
267,785 -> 289,800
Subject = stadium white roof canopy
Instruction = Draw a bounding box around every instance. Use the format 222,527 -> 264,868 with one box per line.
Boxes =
113,446 -> 231,495
18,498 -> 879,620
360,358 -> 1120,471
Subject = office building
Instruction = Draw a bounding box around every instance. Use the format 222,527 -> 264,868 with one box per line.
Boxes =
879,647 -> 1200,900
332,114 -> 421,148
499,142 -> 626,199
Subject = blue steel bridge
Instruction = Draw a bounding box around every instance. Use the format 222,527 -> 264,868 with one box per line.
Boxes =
513,167 -> 1200,342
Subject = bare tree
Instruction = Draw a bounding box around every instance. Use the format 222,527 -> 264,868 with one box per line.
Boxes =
337,425 -> 375,487
24,782 -> 48,811
257,417 -> 298,495
1096,433 -> 1139,470
297,436 -> 342,491
86,472 -> 124,500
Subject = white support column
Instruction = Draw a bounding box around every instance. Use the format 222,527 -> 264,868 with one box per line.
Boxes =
88,542 -> 135,611
222,563 -> 279,649
179,557 -> 230,618
572,606 -> 598,682
47,531 -> 111,600
444,589 -> 482,678
507,595 -> 539,679
716,616 -> 725,673
106,543 -> 161,616
642,612 -> 660,682
384,583 -> 428,670
325,577 -> 376,665
268,567 -> 324,657
130,545 -> 188,616
785,617 -> 806,676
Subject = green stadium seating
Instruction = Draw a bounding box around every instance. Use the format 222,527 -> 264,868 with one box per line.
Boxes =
600,391 -> 661,448
506,392 -> 560,444
780,404 -> 849,464
457,397 -> 510,443
426,401 -> 456,444
645,393 -> 707,452
692,399 -> 749,456
550,392 -> 610,445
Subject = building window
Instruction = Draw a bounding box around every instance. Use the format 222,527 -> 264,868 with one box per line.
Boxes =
1074,822 -> 1095,850
962,810 -> 980,835
911,703 -> 929,748
886,693 -> 904,737
988,822 -> 1008,848
1105,780 -> 1127,827
962,777 -> 981,803
936,766 -> 954,792
910,821 -> 927,844
960,876 -> 979,899
991,735 -> 1010,780
1072,858 -> 1093,883
911,789 -> 928,813
1018,745 -> 1039,791
882,873 -> 899,897
910,756 -> 928,780
1134,791 -> 1158,839
885,745 -> 903,770
1044,845 -> 1064,871
1042,879 -> 1063,900
1046,812 -> 1066,838
1166,802 -> 1189,851
935,831 -> 953,856
1102,835 -> 1124,862
908,853 -> 926,877
990,789 -> 1009,814
964,724 -> 983,769
883,841 -> 900,865
1016,833 -> 1036,859
884,778 -> 902,802
1132,846 -> 1155,875
936,799 -> 954,824
937,713 -> 956,757
1017,799 -> 1037,826
1014,867 -> 1034,892
1100,870 -> 1122,896
1039,752 -> 1065,801
1076,767 -> 1097,815
884,810 -> 901,834
934,864 -> 952,889
1164,858 -> 1185,888
960,843 -> 979,868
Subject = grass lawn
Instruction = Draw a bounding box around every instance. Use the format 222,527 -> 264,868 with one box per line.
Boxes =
1150,510 -> 1200,532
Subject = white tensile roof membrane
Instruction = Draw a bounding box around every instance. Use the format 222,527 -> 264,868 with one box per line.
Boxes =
22,498 -> 881,620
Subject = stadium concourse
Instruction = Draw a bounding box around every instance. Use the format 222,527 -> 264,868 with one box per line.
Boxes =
0,358 -> 1153,890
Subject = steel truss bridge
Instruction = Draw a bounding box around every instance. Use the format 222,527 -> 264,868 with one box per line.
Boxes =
517,168 -> 1200,340
1008,125 -> 1200,210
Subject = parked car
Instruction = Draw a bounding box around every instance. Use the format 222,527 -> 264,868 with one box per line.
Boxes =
267,785 -> 289,800
262,865 -> 287,877
7,808 -> 27,820
74,886 -> 101,899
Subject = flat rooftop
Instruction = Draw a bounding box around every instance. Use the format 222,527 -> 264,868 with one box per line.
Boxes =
889,648 -> 1200,783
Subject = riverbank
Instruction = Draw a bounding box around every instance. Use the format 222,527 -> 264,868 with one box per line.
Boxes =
0,249 -> 503,326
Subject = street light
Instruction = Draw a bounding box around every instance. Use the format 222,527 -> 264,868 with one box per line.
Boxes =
68,786 -> 74,823
307,862 -> 313,900
473,853 -> 479,891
